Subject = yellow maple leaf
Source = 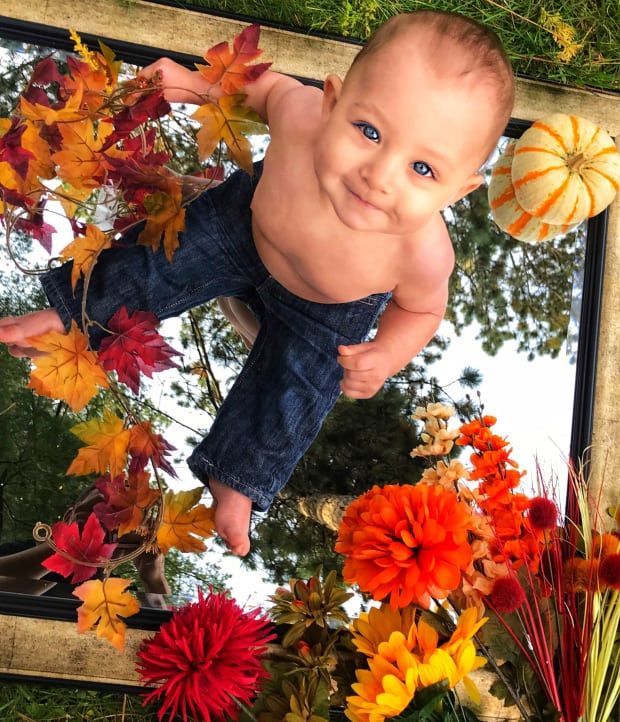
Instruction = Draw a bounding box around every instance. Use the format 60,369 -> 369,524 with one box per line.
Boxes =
27,321 -> 109,411
137,181 -> 186,262
59,223 -> 112,289
157,487 -> 215,555
67,409 -> 131,478
21,119 -> 54,182
20,79 -> 86,125
73,577 -> 140,651
192,95 -> 266,173
52,118 -> 113,190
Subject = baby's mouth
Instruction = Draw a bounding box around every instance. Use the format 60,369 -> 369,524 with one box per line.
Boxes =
348,186 -> 380,211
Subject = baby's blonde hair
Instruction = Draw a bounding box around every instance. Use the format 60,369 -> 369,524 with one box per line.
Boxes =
348,10 -> 515,154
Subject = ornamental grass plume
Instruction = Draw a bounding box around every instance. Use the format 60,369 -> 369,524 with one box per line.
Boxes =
136,589 -> 275,722
336,483 -> 473,609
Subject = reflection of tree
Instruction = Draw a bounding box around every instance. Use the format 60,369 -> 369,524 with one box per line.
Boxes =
446,185 -> 585,361
241,387 -> 429,582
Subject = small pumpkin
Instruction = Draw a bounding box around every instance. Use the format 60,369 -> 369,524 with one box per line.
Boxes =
488,140 -> 578,243
511,113 -> 620,225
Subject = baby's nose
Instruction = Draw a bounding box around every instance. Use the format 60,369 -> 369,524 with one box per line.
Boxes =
361,155 -> 397,193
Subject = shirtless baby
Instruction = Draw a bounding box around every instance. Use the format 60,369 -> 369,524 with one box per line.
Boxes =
0,11 -> 514,556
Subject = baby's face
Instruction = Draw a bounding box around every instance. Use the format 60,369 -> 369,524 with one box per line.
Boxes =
314,35 -> 500,235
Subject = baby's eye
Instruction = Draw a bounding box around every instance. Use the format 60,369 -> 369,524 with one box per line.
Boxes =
353,122 -> 380,143
411,161 -> 434,178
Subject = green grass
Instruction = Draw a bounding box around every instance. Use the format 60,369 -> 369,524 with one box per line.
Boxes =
171,0 -> 619,90
0,683 -> 159,721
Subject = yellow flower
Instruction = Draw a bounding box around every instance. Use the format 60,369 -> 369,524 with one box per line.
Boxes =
350,604 -> 417,657
346,645 -> 419,722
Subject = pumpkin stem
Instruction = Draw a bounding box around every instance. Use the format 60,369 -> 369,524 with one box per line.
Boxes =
567,151 -> 587,173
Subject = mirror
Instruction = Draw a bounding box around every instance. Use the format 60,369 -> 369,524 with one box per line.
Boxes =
0,28 -> 606,675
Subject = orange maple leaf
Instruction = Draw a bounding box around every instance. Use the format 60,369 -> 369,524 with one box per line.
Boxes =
59,223 -> 112,289
67,409 -> 131,478
137,181 -> 186,262
52,118 -> 113,190
192,95 -> 266,173
157,487 -> 215,555
197,24 -> 272,95
27,321 -> 109,411
73,577 -> 140,651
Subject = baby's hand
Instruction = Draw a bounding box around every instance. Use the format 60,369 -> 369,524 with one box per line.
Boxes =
0,309 -> 65,358
337,342 -> 391,399
137,58 -> 214,105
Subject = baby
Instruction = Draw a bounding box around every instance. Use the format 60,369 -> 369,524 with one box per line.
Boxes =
0,10 -> 514,556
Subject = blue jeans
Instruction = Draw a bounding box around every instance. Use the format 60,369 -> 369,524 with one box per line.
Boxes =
41,162 -> 390,510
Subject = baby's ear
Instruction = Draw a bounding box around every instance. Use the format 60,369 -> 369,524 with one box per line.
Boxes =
449,172 -> 484,205
321,74 -> 343,118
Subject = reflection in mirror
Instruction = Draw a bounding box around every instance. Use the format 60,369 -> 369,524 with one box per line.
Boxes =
0,35 -> 588,614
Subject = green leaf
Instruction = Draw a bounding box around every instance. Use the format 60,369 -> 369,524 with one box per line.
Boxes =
392,680 -> 450,722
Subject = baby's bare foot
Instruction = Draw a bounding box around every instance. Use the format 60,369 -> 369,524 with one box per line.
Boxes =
209,477 -> 252,556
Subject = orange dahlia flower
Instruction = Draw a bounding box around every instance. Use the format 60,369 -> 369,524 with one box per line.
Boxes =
336,484 -> 473,609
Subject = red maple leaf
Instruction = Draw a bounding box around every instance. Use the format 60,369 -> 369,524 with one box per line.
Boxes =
0,122 -> 35,178
14,215 -> 56,253
129,421 -> 177,477
42,512 -> 117,584
199,24 -> 272,95
94,466 -> 161,536
98,306 -> 182,393
30,56 -> 65,90
103,91 -> 171,148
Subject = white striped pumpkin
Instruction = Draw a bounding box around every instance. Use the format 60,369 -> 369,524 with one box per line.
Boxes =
511,113 -> 620,225
488,140 -> 578,243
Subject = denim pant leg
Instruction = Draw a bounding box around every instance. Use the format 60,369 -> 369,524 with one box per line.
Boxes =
188,277 -> 389,511
40,165 -> 265,348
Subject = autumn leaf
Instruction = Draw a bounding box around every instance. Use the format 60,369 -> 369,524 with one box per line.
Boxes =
27,321 -> 109,411
52,118 -> 113,190
42,512 -> 117,584
129,420 -> 177,477
59,223 -> 112,289
20,78 -> 86,125
97,306 -> 182,393
0,122 -> 35,178
14,214 -> 56,254
198,23 -> 272,95
136,182 -> 186,262
94,466 -> 161,536
74,577 -> 140,651
192,95 -> 266,173
67,409 -> 131,478
157,487 -> 215,554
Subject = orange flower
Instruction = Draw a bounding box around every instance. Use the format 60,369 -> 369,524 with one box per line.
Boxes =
336,484 -> 473,609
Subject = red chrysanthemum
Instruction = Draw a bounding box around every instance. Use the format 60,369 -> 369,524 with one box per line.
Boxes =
136,589 -> 275,722
527,497 -> 558,532
335,483 -> 472,609
599,553 -> 620,590
488,576 -> 526,613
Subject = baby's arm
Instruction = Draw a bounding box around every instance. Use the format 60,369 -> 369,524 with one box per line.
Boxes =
139,58 -> 302,123
338,227 -> 453,399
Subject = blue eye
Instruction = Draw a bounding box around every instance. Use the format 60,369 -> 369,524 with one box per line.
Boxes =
411,161 -> 434,178
354,122 -> 380,142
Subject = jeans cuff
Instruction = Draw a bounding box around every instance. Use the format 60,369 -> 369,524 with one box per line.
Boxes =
187,451 -> 273,512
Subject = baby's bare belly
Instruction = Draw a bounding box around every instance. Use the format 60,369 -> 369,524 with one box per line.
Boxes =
252,221 -> 393,305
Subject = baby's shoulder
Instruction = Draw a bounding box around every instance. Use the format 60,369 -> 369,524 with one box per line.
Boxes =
269,84 -> 322,137
401,214 -> 454,284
